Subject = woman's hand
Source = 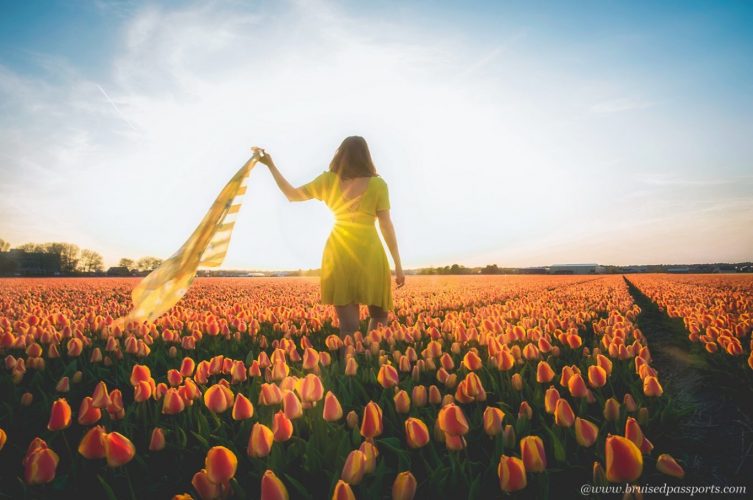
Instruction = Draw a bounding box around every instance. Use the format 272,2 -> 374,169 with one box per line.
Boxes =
395,267 -> 405,288
251,146 -> 274,167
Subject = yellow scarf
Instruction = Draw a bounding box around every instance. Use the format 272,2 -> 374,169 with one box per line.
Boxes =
122,153 -> 261,325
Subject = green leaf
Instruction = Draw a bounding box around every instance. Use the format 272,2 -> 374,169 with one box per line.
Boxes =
284,473 -> 314,500
97,475 -> 118,500
191,430 -> 209,448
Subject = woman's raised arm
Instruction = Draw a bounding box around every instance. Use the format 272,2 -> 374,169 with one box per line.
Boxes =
252,147 -> 312,202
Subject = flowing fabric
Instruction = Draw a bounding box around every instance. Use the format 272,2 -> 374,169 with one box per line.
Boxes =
120,153 -> 262,325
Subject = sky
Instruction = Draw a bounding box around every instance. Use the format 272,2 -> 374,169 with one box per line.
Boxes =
1,0 -> 752,270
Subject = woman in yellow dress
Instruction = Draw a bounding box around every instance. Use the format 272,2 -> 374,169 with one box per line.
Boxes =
252,136 -> 404,337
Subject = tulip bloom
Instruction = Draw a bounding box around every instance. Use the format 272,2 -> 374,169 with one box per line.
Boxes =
392,471 -> 418,500
360,401 -> 383,439
323,391 -> 343,421
438,404 -> 469,436
77,396 -> 102,426
393,390 -> 411,414
248,423 -> 274,458
462,350 -> 482,370
340,449 -> 366,485
544,386 -> 560,414
483,407 -> 505,437
149,427 -> 166,452
272,411 -> 294,442
567,373 -> 588,398
536,361 -> 555,383
161,388 -> 186,415
47,398 -> 72,431
377,364 -> 399,388
605,435 -> 643,482
0,428 -> 6,451
300,373 -> 324,403
232,393 -> 255,421
24,442 -> 59,485
205,446 -> 237,484
643,376 -> 664,397
78,425 -> 106,459
259,383 -> 283,406
574,418 -> 599,447
192,469 -> 223,500
404,418 -> 430,449
332,480 -> 355,500
359,441 -> 379,473
282,390 -> 303,420
520,435 -> 547,472
103,432 -> 136,467
261,469 -> 289,500
588,365 -> 607,388
656,453 -> 685,478
554,399 -> 575,428
129,364 -> 151,386
204,384 -> 233,413
498,455 -> 527,493
624,417 -> 644,449
603,397 -> 620,422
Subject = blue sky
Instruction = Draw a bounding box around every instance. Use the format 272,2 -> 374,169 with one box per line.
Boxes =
1,0 -> 752,269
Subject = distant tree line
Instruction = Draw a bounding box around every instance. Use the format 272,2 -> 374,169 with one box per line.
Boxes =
0,238 -> 163,276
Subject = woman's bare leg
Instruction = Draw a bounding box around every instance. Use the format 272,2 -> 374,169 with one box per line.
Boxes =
335,303 -> 360,337
367,305 -> 388,332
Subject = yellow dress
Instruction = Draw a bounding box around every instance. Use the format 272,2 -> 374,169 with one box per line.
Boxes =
301,171 -> 393,310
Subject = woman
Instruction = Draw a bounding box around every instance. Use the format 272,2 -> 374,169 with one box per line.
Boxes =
252,136 -> 404,338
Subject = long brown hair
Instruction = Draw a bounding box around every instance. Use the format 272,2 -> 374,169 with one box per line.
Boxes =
328,136 -> 377,179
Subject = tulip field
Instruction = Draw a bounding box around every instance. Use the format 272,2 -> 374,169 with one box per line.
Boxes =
0,274 -> 750,499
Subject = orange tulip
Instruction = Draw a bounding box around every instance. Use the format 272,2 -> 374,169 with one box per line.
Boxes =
377,364 -> 399,388
204,384 -> 233,413
643,376 -> 663,397
24,442 -> 59,485
554,398 -> 575,427
404,417 -> 430,448
624,417 -> 644,449
511,373 -> 523,391
78,425 -> 106,459
332,480 -> 355,500
149,427 -> 166,452
574,417 -> 599,447
360,401 -> 383,439
567,373 -> 588,398
259,383 -> 283,406
392,471 -> 418,500
444,433 -> 467,451
282,390 -> 303,420
248,423 -> 274,458
587,365 -> 607,388
483,407 -> 505,436
192,468 -> 223,500
323,391 -> 343,421
0,428 -> 6,451
544,386 -> 560,414
359,441 -> 379,473
498,454 -> 527,493
205,446 -> 237,483
462,350 -> 482,370
232,393 -> 255,421
103,432 -> 135,467
261,469 -> 289,500
603,397 -> 620,422
340,449 -> 366,484
130,364 -> 151,386
297,373 -> 322,403
656,453 -> 685,478
605,435 -> 643,482
536,361 -> 555,383
47,398 -> 71,431
520,435 -> 546,472
272,411 -> 294,442
394,390 -> 411,414
438,404 -> 469,436
162,388 -> 186,415
77,396 -> 102,426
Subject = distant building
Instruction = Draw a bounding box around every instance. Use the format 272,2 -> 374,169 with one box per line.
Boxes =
549,263 -> 604,274
0,250 -> 61,276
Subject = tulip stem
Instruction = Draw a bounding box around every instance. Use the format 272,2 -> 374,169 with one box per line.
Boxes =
61,430 -> 74,463
124,465 -> 137,500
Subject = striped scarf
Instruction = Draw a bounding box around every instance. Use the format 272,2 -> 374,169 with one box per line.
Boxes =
123,152 -> 262,324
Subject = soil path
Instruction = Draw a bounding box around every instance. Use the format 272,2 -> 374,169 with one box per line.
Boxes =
624,277 -> 753,488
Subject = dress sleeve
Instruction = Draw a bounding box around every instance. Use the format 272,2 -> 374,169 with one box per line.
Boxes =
376,177 -> 390,212
299,172 -> 329,200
